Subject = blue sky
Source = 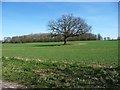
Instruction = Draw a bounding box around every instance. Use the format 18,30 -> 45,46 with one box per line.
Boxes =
2,2 -> 118,39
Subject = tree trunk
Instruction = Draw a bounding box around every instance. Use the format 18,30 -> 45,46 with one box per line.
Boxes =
64,37 -> 67,45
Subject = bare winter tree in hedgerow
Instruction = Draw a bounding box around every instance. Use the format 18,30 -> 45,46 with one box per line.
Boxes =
48,14 -> 91,45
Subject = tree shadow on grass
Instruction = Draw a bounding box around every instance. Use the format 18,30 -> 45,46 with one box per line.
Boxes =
33,43 -> 72,47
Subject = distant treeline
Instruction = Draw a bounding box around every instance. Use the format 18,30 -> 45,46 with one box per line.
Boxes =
3,33 -> 107,43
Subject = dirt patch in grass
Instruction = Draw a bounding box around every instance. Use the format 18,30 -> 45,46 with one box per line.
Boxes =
1,80 -> 27,89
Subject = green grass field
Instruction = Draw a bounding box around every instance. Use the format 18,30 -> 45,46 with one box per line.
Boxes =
2,41 -> 118,67
2,41 -> 120,88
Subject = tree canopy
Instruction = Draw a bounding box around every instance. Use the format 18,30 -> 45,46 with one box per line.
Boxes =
48,14 -> 91,44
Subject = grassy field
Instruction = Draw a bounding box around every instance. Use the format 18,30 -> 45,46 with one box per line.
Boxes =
2,41 -> 120,88
2,41 -> 118,67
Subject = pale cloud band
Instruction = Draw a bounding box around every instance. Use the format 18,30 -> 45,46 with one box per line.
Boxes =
1,0 -> 120,2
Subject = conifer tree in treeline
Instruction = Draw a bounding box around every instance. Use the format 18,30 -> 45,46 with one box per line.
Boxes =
48,14 -> 91,45
97,33 -> 103,40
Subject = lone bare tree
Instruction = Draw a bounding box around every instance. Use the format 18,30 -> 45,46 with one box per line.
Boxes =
48,14 -> 91,45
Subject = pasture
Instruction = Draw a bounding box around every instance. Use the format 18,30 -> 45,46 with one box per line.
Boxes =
2,41 -> 119,88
